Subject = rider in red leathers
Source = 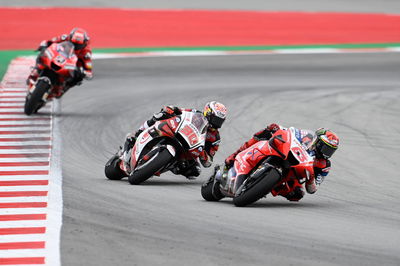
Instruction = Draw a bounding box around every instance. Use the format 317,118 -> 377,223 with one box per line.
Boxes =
27,27 -> 93,94
224,123 -> 339,201
122,102 -> 227,179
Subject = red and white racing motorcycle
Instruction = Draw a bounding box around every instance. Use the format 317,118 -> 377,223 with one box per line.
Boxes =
105,111 -> 209,184
202,127 -> 317,207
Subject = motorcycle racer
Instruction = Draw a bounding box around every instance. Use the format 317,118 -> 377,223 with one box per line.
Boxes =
121,101 -> 227,179
223,123 -> 339,201
27,27 -> 93,94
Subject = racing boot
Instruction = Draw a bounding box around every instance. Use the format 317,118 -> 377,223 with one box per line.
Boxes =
180,160 -> 201,180
122,136 -> 136,162
284,186 -> 305,202
121,129 -> 144,162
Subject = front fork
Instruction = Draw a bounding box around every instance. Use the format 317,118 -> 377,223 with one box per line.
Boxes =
216,165 -> 239,197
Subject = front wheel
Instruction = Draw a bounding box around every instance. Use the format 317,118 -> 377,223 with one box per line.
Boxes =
201,175 -> 224,201
105,154 -> 127,180
128,148 -> 173,185
24,79 -> 51,115
233,167 -> 281,207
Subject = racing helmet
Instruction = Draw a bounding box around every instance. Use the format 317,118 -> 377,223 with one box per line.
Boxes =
312,128 -> 339,159
69,28 -> 89,50
203,101 -> 227,129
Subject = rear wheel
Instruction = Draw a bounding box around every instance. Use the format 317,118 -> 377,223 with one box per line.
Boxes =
233,167 -> 281,207
105,154 -> 127,180
128,148 -> 173,185
24,79 -> 51,115
201,175 -> 224,201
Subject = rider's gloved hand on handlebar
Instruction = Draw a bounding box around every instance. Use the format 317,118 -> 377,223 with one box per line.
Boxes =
224,154 -> 235,169
36,40 -> 48,52
162,106 -> 181,116
266,123 -> 280,133
69,68 -> 86,86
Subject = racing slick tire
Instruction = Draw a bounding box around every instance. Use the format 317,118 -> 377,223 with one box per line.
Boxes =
128,148 -> 173,185
233,167 -> 281,207
24,79 -> 50,115
105,154 -> 127,180
201,176 -> 224,201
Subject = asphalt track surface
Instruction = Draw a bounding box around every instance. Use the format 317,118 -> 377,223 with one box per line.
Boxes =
2,0 -> 400,13
55,52 -> 400,266
4,1 -> 399,265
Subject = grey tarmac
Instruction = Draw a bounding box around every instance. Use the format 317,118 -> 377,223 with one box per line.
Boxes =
4,0 -> 399,265
58,52 -> 400,266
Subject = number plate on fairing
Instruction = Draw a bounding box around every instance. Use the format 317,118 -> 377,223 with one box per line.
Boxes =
289,127 -> 313,164
177,111 -> 207,149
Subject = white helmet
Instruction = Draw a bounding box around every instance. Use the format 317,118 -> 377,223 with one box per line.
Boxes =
203,101 -> 227,128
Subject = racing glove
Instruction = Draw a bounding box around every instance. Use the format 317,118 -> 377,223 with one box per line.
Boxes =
266,123 -> 280,133
224,154 -> 235,168
36,40 -> 49,52
152,106 -> 181,121
123,133 -> 137,153
163,105 -> 179,114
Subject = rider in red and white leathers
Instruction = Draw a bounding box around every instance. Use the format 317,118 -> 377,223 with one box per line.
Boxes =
122,102 -> 227,178
224,123 -> 339,201
27,27 -> 93,90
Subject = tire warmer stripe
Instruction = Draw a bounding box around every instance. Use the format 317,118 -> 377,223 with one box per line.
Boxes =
0,58 -> 62,266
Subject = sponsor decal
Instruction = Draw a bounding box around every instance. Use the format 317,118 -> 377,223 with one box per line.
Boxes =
56,55 -> 65,64
139,131 -> 150,144
294,128 -> 302,142
213,102 -> 227,118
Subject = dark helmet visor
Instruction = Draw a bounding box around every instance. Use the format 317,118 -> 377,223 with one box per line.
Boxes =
73,42 -> 86,50
316,140 -> 337,158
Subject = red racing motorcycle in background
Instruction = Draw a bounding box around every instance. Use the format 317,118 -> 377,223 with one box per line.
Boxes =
24,41 -> 79,115
202,127 -> 317,207
105,110 -> 209,185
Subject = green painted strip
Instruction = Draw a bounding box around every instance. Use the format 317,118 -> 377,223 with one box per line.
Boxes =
0,50 -> 35,82
1,42 -> 400,80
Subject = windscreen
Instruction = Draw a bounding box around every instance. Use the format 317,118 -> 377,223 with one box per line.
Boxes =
56,42 -> 75,58
299,129 -> 317,150
191,112 -> 208,134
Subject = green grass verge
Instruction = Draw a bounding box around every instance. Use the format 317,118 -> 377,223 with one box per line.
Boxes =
1,42 -> 399,80
0,50 -> 36,82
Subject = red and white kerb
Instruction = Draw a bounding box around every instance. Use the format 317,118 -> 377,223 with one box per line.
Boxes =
0,58 -> 62,266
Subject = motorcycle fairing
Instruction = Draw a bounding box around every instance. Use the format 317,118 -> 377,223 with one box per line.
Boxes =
128,111 -> 207,173
230,127 -> 316,198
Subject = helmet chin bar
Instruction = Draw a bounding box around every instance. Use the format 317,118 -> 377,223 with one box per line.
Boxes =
209,115 -> 225,128
315,139 -> 336,158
